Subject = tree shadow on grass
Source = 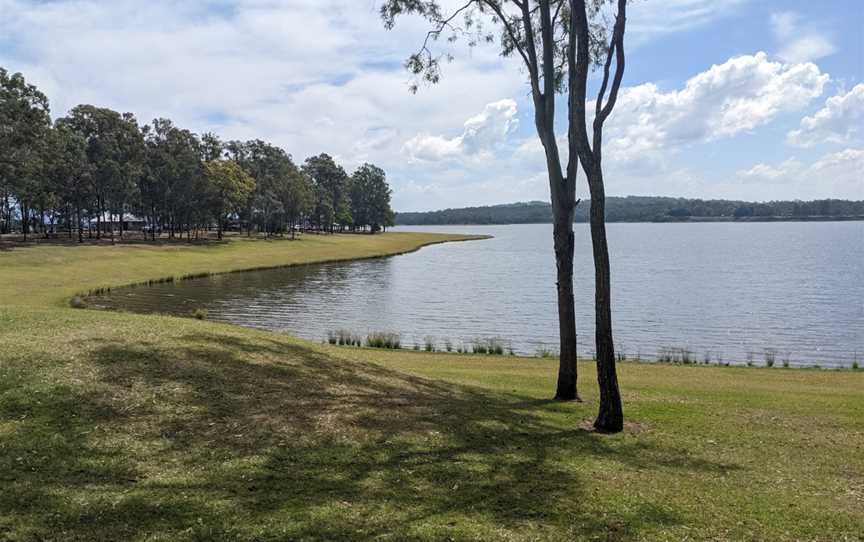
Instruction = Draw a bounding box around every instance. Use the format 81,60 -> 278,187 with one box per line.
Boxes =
0,332 -> 741,540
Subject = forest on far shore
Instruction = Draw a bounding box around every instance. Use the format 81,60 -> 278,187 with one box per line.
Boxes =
395,197 -> 864,225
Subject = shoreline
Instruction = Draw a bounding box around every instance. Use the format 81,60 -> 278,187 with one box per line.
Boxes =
395,216 -> 864,226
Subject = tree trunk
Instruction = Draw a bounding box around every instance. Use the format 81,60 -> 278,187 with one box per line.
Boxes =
587,169 -> 623,432
552,205 -> 579,400
77,205 -> 83,243
96,198 -> 102,240
21,201 -> 28,242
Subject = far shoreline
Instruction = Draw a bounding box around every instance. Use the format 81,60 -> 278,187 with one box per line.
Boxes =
396,215 -> 864,226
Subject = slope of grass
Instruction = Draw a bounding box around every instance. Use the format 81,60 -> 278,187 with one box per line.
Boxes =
0,234 -> 862,541
0,232 -> 481,308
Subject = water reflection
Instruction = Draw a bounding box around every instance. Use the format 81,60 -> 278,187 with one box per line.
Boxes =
89,222 -> 864,368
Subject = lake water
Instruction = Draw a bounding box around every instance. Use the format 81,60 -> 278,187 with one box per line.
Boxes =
88,222 -> 864,367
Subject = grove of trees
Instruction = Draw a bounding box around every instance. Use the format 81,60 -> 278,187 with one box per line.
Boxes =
0,67 -> 394,242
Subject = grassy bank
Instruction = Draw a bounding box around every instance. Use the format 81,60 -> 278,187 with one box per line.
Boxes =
1,234 -> 862,541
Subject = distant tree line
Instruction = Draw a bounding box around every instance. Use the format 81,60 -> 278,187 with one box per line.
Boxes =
0,68 -> 394,242
396,197 -> 864,225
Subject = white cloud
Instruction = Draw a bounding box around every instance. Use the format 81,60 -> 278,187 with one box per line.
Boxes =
787,84 -> 864,148
602,52 -> 828,164
770,11 -> 836,63
627,0 -> 749,46
509,52 -> 836,202
735,148 -> 864,199
402,99 -> 518,162
1,0 -> 856,209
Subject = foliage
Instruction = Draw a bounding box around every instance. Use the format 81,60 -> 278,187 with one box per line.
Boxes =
395,197 -> 864,225
203,159 -> 256,239
0,67 -> 392,241
350,163 -> 395,232
0,67 -> 52,236
302,153 -> 351,232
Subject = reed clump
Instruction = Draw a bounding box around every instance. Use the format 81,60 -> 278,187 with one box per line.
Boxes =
326,330 -> 362,346
536,346 -> 556,359
366,332 -> 401,349
472,338 -> 505,356
658,347 -> 694,364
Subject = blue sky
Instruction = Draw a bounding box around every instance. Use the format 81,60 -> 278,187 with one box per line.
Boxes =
1,0 -> 861,211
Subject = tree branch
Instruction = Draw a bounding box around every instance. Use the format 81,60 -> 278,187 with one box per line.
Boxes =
595,0 -> 626,126
518,0 -> 544,114
539,0 -> 556,120
567,0 -> 593,173
481,1 -> 534,84
416,1 -> 476,60
593,0 -> 626,161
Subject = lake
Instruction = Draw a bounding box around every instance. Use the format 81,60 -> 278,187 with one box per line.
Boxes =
88,222 -> 864,368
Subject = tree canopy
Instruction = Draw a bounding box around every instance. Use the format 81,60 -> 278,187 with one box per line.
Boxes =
0,67 -> 395,241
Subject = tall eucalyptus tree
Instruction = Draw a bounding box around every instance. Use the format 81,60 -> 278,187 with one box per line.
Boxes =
0,68 -> 51,240
381,0 -> 628,431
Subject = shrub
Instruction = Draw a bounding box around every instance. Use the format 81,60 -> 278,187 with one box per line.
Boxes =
192,308 -> 208,320
853,361 -> 860,370
424,336 -> 436,352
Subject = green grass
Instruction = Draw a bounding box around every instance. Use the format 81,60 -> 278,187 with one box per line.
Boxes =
1,234 -> 862,541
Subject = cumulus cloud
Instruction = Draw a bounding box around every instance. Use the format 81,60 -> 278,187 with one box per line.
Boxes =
602,52 -> 828,164
736,148 -> 863,198
787,84 -> 864,148
402,99 -> 518,162
770,12 -> 836,64
1,0 -> 855,209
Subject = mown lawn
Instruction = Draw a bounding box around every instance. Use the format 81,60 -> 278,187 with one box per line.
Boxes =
0,234 -> 862,541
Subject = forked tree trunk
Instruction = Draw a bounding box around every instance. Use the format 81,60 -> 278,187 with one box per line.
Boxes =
586,168 -> 622,432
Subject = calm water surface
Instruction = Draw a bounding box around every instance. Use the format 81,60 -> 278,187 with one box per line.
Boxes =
90,222 -> 864,367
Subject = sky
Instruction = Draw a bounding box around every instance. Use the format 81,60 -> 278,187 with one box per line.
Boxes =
0,0 -> 862,211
